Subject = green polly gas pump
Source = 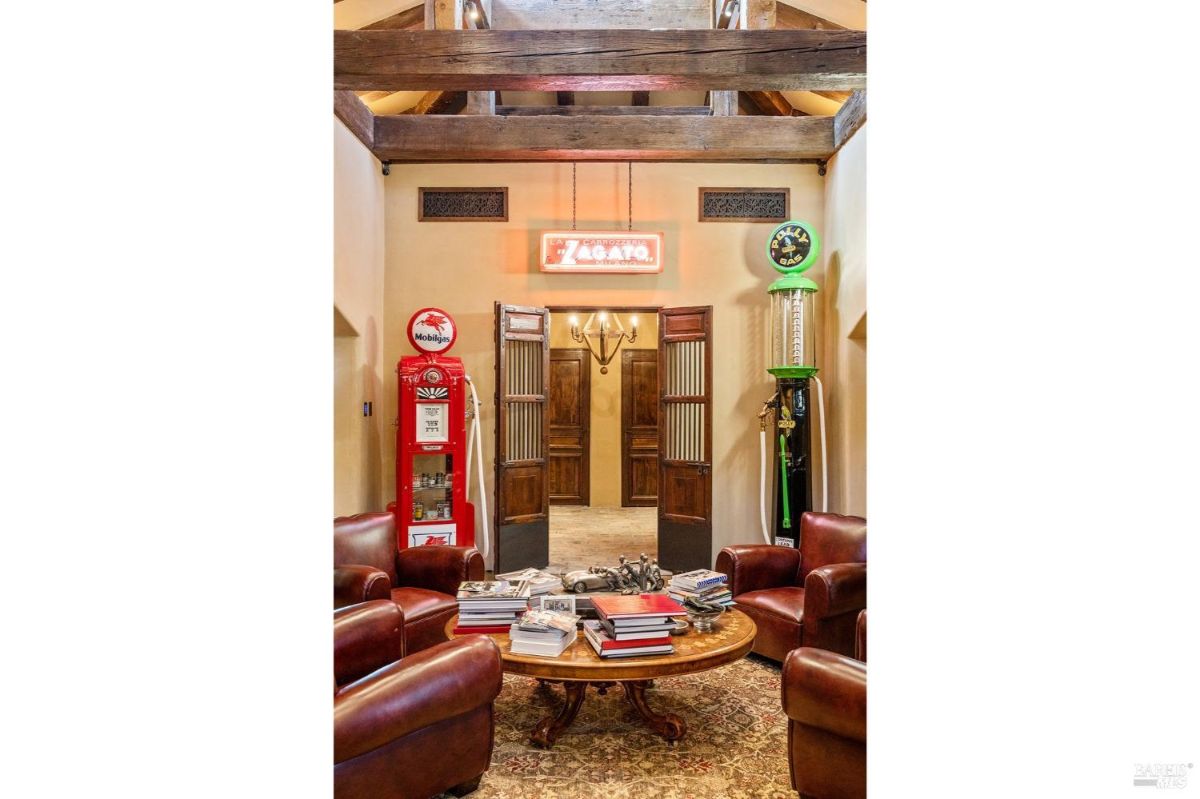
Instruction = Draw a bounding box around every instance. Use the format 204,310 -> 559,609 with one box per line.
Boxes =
757,220 -> 827,548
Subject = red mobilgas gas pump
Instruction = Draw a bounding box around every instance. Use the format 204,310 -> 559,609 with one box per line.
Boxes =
394,308 -> 482,550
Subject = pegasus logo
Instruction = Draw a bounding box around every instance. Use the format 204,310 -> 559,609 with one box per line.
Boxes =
418,313 -> 449,334
422,535 -> 448,546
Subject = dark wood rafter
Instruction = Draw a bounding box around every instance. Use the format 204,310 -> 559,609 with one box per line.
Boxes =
334,90 -> 374,150
496,106 -> 711,116
832,88 -> 865,151
361,5 -> 425,30
371,114 -> 834,162
334,29 -> 866,91
403,90 -> 467,115
775,2 -> 850,30
744,90 -> 795,116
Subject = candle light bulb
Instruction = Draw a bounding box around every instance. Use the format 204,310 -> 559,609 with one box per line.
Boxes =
631,315 -> 638,327
599,311 -> 608,322
569,315 -> 578,327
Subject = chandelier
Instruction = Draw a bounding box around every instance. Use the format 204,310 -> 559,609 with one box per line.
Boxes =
569,311 -> 638,374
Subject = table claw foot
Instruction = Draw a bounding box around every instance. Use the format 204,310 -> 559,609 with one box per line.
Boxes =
530,681 -> 586,749
623,680 -> 686,742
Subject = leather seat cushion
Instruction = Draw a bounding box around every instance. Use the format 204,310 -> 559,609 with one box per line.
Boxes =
389,587 -> 457,623
736,587 -> 806,623
736,587 -> 806,663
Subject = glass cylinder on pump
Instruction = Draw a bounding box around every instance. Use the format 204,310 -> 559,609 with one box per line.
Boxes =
768,275 -> 819,378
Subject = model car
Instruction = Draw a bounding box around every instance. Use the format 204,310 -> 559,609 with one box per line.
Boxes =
561,569 -> 613,594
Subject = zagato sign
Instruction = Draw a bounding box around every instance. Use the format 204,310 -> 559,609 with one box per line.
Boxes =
540,231 -> 663,274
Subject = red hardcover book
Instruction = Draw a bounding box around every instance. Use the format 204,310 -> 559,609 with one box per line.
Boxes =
590,593 -> 686,620
596,634 -> 671,651
452,625 -> 510,635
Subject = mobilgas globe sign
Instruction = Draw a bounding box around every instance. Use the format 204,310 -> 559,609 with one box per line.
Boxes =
406,307 -> 457,355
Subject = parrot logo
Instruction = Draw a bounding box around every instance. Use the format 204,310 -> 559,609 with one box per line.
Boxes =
418,313 -> 450,334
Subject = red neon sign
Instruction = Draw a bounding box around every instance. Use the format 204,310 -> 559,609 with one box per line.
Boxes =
540,231 -> 663,274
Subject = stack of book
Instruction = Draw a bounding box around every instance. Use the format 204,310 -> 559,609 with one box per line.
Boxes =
583,594 -> 686,658
453,579 -> 531,634
496,567 -> 560,597
667,569 -> 734,608
509,609 -> 578,657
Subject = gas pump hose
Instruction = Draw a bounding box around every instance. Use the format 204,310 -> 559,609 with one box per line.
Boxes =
464,377 -> 490,559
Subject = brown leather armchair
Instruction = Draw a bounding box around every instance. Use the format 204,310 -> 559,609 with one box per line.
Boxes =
335,601 -> 503,799
716,511 -> 866,662
782,610 -> 866,799
334,512 -> 484,654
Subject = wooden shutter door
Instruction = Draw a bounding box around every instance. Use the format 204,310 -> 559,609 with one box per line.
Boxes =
657,306 -> 713,572
494,303 -> 551,572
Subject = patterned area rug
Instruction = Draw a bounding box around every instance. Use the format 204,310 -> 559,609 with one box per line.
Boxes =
437,654 -> 793,799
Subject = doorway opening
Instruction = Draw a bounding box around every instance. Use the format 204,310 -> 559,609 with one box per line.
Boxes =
492,303 -> 713,576
545,307 -> 658,573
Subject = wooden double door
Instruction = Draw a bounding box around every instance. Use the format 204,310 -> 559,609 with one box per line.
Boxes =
545,347 -> 659,508
494,304 -> 713,573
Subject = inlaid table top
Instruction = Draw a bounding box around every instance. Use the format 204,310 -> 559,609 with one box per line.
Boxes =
445,608 -> 756,682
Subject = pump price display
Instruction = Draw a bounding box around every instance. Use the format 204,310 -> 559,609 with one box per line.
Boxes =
540,231 -> 663,274
415,403 -> 448,443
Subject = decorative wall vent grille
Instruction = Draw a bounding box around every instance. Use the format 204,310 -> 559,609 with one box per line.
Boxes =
418,188 -> 508,221
698,188 -> 790,222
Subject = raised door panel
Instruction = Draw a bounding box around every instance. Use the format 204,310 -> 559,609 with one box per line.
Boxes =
548,348 -> 589,506
622,349 -> 659,508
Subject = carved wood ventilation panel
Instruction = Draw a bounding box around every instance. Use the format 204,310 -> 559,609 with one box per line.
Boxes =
698,187 -> 790,223
418,187 -> 509,221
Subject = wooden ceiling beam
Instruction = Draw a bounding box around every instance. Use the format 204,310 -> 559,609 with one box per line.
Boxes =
496,106 -> 711,116
744,90 -> 794,116
334,90 -> 374,150
776,1 -> 863,31
775,2 -> 848,30
371,114 -> 834,161
334,29 -> 866,91
832,88 -> 865,151
361,5 -> 424,30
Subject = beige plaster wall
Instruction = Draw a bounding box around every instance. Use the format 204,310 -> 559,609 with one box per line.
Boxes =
548,311 -> 658,507
812,125 -> 867,517
382,162 -> 825,567
333,119 -> 387,516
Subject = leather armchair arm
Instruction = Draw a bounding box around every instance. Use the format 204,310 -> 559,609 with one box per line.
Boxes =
334,601 -> 405,687
716,545 -> 801,596
395,546 -> 484,596
334,565 -> 392,609
782,647 -> 866,742
803,562 -> 866,621
334,635 -> 503,764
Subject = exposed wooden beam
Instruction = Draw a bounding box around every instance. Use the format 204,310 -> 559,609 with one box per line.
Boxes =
778,1 -> 864,30
814,90 -> 851,103
711,91 -> 739,116
362,5 -> 424,30
403,90 -> 466,114
776,2 -> 847,30
742,0 -> 777,29
744,90 -> 794,116
496,105 -> 712,116
335,29 -> 866,92
466,91 -> 496,115
425,0 -> 462,29
371,114 -> 834,161
334,90 -> 374,151
832,88 -> 865,150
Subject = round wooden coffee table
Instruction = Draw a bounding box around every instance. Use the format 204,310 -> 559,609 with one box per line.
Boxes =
446,608 -> 756,748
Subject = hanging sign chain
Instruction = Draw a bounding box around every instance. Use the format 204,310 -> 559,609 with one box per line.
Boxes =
628,162 -> 633,231
571,162 -> 577,231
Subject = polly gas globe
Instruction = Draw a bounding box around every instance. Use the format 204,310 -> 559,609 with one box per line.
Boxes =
766,221 -> 821,378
